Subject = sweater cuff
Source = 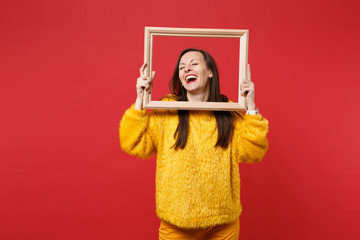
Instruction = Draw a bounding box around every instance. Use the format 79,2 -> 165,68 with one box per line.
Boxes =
243,113 -> 265,121
128,104 -> 147,118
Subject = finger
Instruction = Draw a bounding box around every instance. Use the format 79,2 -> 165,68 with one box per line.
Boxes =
241,90 -> 248,97
137,79 -> 150,87
240,78 -> 247,90
241,78 -> 250,87
137,77 -> 146,84
241,82 -> 253,89
242,86 -> 254,93
246,64 -> 251,80
137,79 -> 145,88
139,62 -> 147,76
241,87 -> 249,94
151,71 -> 156,82
242,80 -> 254,88
241,86 -> 254,95
240,85 -> 246,96
136,83 -> 144,90
241,91 -> 252,97
136,82 -> 144,93
143,82 -> 149,90
243,76 -> 250,84
243,78 -> 251,84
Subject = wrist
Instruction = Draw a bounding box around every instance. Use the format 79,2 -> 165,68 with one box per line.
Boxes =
247,104 -> 256,111
135,96 -> 144,110
246,108 -> 259,115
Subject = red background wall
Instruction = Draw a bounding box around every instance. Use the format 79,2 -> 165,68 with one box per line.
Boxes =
1,0 -> 360,239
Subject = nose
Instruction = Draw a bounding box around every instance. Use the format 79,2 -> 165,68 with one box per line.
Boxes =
184,65 -> 191,72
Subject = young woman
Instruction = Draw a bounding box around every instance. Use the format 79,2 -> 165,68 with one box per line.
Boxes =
119,48 -> 269,239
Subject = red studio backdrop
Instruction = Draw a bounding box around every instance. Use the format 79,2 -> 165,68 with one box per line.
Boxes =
1,0 -> 360,239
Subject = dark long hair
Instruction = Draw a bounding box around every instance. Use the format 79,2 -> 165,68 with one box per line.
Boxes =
169,48 -> 235,149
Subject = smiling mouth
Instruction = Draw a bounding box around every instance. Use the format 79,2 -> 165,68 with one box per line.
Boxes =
185,75 -> 198,83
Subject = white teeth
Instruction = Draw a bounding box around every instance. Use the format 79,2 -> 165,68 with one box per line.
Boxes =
186,75 -> 197,82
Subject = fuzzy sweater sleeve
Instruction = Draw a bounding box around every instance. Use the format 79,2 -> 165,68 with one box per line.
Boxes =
119,104 -> 157,159
232,112 -> 269,163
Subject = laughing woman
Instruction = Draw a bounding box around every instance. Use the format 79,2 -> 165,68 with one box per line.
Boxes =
119,48 -> 269,240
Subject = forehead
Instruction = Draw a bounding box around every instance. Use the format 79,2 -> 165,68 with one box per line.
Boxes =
179,51 -> 204,64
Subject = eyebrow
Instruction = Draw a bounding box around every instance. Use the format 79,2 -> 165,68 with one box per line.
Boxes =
179,59 -> 198,65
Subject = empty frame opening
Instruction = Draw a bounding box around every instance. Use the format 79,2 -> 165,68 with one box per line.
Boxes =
151,36 -> 240,102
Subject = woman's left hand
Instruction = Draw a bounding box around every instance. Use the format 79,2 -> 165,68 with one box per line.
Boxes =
240,64 -> 256,111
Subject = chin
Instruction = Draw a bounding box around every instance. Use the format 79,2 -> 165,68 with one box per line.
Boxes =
185,86 -> 200,92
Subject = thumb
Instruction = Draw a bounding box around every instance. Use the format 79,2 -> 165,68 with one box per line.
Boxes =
151,71 -> 156,81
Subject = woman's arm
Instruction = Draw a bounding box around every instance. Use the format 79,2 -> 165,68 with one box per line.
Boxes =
119,105 -> 157,159
232,112 -> 269,163
233,64 -> 269,163
119,63 -> 157,159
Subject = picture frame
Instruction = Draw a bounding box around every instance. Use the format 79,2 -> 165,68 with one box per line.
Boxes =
143,26 -> 249,111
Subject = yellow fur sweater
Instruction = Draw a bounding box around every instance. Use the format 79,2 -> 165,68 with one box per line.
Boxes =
119,104 -> 269,229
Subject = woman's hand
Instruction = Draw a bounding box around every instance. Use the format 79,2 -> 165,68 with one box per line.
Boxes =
135,63 -> 155,110
137,62 -> 155,97
240,64 -> 256,111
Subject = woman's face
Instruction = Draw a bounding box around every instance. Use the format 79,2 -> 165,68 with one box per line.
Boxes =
178,51 -> 212,95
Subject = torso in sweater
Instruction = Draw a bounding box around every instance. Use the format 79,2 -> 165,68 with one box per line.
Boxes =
119,104 -> 269,228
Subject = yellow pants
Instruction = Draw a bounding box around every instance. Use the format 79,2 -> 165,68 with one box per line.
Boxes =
159,219 -> 240,240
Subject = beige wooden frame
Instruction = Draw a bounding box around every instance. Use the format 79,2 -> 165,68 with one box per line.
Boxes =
143,26 -> 249,111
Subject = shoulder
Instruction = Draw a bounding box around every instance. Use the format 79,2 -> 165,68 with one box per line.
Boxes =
160,94 -> 177,102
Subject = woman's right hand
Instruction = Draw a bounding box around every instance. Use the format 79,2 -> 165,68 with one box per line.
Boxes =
135,63 -> 155,110
137,62 -> 155,97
